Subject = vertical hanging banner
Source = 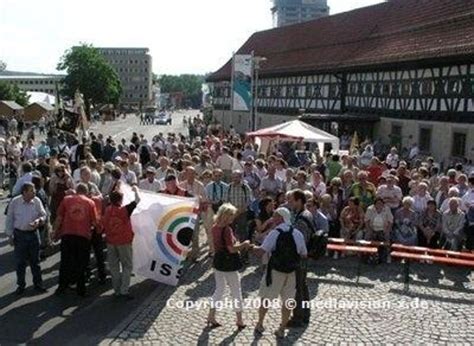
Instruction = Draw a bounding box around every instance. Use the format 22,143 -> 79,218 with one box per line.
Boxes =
232,54 -> 253,111
123,185 -> 199,286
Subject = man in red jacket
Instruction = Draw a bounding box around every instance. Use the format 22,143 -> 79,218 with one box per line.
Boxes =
102,185 -> 140,299
53,183 -> 98,297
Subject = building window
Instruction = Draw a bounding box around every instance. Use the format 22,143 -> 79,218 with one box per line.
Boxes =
401,81 -> 411,97
421,80 -> 432,96
452,132 -> 466,157
328,84 -> 337,98
419,127 -> 432,153
447,79 -> 461,95
349,83 -> 357,95
313,85 -> 322,98
391,82 -> 400,97
365,83 -> 373,96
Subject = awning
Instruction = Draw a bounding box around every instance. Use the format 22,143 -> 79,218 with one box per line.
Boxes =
247,119 -> 340,154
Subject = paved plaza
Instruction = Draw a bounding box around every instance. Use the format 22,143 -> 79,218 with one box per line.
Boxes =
102,254 -> 474,345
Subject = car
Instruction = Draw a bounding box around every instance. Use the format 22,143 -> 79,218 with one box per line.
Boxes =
155,112 -> 172,125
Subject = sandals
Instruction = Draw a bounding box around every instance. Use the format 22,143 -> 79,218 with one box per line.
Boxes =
236,323 -> 247,331
206,320 -> 222,329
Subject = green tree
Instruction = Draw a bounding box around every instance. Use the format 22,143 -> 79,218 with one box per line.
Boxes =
0,81 -> 30,106
158,74 -> 204,108
57,44 -> 121,115
0,60 -> 6,72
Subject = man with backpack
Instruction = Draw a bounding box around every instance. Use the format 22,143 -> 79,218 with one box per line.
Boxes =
287,189 -> 315,327
253,207 -> 307,338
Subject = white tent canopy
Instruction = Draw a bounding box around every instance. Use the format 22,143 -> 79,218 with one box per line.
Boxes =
247,120 -> 340,154
27,92 -> 56,106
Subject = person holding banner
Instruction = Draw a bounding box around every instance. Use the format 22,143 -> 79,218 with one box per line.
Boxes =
102,185 -> 140,299
208,203 -> 251,330
180,166 -> 207,262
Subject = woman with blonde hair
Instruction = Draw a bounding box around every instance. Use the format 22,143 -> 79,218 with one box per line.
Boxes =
207,203 -> 251,330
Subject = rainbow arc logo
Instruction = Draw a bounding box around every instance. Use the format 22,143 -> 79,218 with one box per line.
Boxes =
155,206 -> 198,265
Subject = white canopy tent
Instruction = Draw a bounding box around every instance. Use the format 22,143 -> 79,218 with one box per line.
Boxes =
247,120 -> 340,155
27,91 -> 56,106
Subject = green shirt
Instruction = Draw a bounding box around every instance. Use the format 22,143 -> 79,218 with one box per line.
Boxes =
326,161 -> 343,182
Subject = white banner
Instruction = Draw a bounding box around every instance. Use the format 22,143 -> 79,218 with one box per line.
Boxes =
232,54 -> 253,112
123,185 -> 199,286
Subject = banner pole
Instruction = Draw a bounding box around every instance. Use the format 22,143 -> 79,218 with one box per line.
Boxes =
230,52 -> 235,130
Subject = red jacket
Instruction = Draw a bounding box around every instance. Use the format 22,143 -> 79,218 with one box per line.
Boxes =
57,195 -> 98,240
102,204 -> 134,245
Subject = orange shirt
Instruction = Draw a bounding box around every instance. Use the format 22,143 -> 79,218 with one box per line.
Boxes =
57,194 -> 98,240
102,202 -> 136,245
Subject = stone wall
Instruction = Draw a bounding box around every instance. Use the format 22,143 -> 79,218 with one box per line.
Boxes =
378,117 -> 474,162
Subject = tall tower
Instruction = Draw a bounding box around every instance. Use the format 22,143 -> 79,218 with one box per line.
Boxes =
272,0 -> 329,27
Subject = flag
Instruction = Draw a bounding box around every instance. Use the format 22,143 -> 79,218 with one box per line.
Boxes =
74,89 -> 89,135
122,185 -> 199,286
57,107 -> 80,133
350,131 -> 360,155
232,54 -> 253,112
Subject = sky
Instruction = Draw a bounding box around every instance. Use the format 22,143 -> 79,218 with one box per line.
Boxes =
0,0 -> 384,76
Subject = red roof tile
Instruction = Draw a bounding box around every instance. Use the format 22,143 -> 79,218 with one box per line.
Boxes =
208,0 -> 474,81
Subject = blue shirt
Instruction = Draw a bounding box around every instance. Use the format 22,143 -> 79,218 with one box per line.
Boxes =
313,210 -> 329,234
206,181 -> 229,204
37,144 -> 50,158
5,195 -> 47,236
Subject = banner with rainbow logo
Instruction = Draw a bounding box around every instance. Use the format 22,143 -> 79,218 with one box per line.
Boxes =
126,186 -> 199,286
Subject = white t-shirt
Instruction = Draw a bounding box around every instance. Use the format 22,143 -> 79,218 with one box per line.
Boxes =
312,181 -> 327,198
139,178 -> 162,192
377,185 -> 403,209
461,189 -> 474,211
261,223 -> 307,257
275,168 -> 287,182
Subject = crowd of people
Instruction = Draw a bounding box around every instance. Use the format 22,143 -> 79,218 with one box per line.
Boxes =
1,113 -> 474,336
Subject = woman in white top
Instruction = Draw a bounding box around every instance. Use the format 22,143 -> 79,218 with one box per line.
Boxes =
311,171 -> 327,198
412,182 -> 433,215
274,159 -> 287,182
440,187 -> 460,213
385,147 -> 400,169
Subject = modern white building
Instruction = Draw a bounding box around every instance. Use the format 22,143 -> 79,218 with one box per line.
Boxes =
97,47 -> 153,108
0,75 -> 63,94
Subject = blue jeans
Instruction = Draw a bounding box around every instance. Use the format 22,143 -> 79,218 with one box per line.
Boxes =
13,229 -> 42,288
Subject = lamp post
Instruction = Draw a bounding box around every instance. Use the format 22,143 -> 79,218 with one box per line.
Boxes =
251,56 -> 267,131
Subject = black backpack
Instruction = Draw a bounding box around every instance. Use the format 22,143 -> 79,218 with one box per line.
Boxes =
270,227 -> 300,273
296,213 -> 327,260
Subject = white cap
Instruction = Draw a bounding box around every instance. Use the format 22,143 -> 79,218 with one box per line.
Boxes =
274,207 -> 292,224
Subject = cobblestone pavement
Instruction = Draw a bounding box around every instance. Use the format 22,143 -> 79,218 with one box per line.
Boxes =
102,248 -> 474,345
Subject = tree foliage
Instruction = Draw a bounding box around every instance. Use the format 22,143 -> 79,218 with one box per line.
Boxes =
57,44 -> 121,113
159,74 -> 204,108
0,81 -> 30,106
0,60 -> 6,72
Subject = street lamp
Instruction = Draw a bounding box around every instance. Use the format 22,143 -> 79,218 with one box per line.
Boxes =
251,55 -> 267,131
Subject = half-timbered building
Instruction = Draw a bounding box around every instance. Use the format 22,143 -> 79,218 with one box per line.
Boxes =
207,0 -> 474,161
